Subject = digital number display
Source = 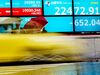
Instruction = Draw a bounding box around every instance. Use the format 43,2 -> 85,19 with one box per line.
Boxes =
12,0 -> 42,16
74,0 -> 100,15
75,16 -> 100,31
44,0 -> 72,15
0,0 -> 100,33
0,0 -> 10,16
44,17 -> 73,32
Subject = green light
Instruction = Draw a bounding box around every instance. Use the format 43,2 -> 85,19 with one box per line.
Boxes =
90,2 -> 99,4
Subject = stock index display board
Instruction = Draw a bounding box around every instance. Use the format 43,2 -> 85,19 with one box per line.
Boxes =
12,0 -> 42,16
43,0 -> 100,15
75,16 -> 100,32
0,0 -> 10,16
74,0 -> 100,32
0,0 -> 100,33
74,0 -> 100,15
44,0 -> 72,15
45,17 -> 73,32
0,0 -> 99,16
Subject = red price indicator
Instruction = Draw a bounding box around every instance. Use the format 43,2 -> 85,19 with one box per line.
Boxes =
12,8 -> 42,16
0,8 -> 10,16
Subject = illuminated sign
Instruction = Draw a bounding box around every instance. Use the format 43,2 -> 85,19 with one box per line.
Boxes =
12,0 -> 42,16
44,0 -> 72,15
74,0 -> 100,15
0,0 -> 10,16
0,0 -> 100,33
75,16 -> 100,31
45,17 -> 73,32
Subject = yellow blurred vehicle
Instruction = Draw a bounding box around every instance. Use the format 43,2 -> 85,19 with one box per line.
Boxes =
0,33 -> 88,63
